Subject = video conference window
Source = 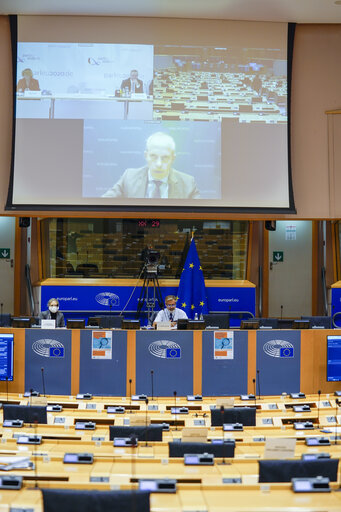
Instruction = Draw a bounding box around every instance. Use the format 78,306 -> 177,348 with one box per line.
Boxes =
9,17 -> 293,211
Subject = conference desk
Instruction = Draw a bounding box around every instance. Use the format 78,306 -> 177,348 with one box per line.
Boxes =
16,93 -> 153,120
0,327 -> 339,397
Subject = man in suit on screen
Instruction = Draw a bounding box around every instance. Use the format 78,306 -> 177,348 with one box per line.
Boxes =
120,69 -> 144,94
102,132 -> 200,199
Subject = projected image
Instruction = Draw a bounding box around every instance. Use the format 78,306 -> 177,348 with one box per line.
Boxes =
153,45 -> 287,124
82,120 -> 221,200
16,42 -> 154,120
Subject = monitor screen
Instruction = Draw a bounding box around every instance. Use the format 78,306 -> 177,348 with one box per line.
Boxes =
7,16 -> 295,213
327,335 -> 341,382
0,333 -> 14,381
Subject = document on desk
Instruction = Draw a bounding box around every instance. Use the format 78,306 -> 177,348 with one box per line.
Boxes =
264,437 -> 296,459
0,456 -> 33,471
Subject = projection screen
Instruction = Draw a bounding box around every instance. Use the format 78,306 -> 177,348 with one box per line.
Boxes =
7,16 -> 295,213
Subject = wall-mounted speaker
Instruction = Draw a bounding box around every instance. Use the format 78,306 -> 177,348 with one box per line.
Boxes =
265,221 -> 276,231
19,217 -> 30,228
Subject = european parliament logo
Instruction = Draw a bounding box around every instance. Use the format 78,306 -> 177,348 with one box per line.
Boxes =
166,348 -> 181,359
49,346 -> 64,358
279,347 -> 294,358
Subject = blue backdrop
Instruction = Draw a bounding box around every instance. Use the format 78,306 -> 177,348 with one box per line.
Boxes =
79,330 -> 127,396
135,330 -> 193,396
256,330 -> 301,395
25,329 -> 72,395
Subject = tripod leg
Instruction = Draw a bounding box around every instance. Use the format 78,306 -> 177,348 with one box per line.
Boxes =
136,275 -> 148,318
154,275 -> 164,310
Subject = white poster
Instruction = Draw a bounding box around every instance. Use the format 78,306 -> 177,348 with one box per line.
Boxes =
91,330 -> 112,359
214,331 -> 234,360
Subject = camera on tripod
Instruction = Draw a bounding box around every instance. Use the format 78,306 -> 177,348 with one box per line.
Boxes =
144,249 -> 160,277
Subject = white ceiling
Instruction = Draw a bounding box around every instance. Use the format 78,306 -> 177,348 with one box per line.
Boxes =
0,0 -> 340,24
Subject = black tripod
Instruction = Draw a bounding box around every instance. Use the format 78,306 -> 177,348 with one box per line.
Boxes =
136,265 -> 164,325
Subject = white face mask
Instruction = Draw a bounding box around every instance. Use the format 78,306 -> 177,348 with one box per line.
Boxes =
49,305 -> 59,313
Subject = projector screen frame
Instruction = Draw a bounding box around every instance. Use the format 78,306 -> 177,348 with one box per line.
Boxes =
6,15 -> 296,215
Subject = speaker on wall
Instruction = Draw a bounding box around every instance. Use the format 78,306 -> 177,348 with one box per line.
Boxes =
265,221 -> 276,231
19,217 -> 30,228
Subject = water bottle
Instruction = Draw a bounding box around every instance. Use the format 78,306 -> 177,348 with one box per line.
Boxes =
199,313 -> 204,320
194,313 -> 198,320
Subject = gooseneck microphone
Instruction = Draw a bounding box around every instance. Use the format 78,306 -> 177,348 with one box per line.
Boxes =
41,367 -> 46,397
151,370 -> 154,401
0,302 -> 3,327
129,378 -> 132,413
317,390 -> 321,429
145,398 -> 149,447
256,369 -> 261,400
335,399 -> 340,445
173,391 -> 178,431
253,378 -> 257,409
6,376 -> 8,403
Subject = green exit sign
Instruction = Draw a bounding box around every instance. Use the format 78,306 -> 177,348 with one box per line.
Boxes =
0,248 -> 10,259
273,251 -> 283,262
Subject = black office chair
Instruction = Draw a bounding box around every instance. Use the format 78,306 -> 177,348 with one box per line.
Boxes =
258,459 -> 339,482
3,404 -> 47,424
42,489 -> 150,512
168,441 -> 235,458
109,425 -> 163,442
211,407 -> 256,427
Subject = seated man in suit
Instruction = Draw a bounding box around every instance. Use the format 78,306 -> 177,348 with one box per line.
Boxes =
121,69 -> 144,94
39,298 -> 65,328
102,132 -> 200,199
17,68 -> 40,92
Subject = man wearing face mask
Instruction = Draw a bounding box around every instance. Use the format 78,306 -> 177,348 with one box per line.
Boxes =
39,298 -> 65,328
153,294 -> 187,328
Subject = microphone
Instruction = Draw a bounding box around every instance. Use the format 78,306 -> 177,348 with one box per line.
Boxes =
41,367 -> 46,397
173,391 -> 178,431
280,305 -> 283,319
129,378 -> 132,413
33,413 -> 39,489
0,302 -> 3,327
317,390 -> 321,429
6,376 -> 8,403
335,399 -> 340,445
257,369 -> 261,400
219,405 -> 226,465
253,378 -> 257,409
151,370 -> 154,401
145,398 -> 149,447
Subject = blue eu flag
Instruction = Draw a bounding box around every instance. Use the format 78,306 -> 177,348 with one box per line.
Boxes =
177,238 -> 208,319
49,346 -> 64,358
280,347 -> 294,358
166,348 -> 181,359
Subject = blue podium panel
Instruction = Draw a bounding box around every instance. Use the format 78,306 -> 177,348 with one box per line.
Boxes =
256,330 -> 301,395
135,331 -> 193,396
202,330 -> 248,396
25,329 -> 72,395
79,330 -> 127,396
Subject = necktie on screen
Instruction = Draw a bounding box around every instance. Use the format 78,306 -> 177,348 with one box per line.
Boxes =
152,180 -> 162,198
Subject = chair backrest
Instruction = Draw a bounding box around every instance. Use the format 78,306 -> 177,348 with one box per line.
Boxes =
211,407 -> 256,426
301,316 -> 331,329
3,404 -> 47,424
258,459 -> 339,482
42,489 -> 150,512
109,425 -> 163,441
168,441 -> 235,458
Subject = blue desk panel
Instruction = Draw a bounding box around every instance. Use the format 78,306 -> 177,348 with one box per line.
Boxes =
79,330 -> 127,396
25,329 -> 72,395
202,330 -> 248,396
135,330 -> 193,396
256,330 -> 301,395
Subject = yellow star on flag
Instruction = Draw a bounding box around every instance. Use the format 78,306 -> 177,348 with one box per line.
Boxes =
191,304 -> 195,309
189,263 -> 194,269
181,302 -> 187,308
200,301 -> 204,306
